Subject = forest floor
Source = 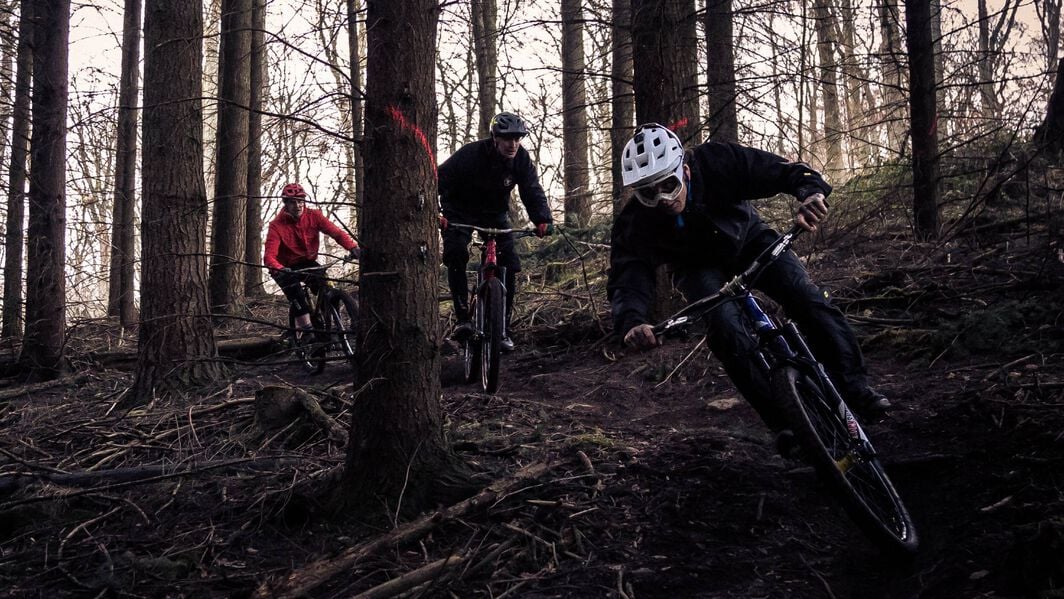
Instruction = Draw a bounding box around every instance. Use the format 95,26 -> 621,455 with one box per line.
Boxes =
1,216 -> 1063,598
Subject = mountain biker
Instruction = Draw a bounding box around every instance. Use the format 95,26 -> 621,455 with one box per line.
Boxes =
607,123 -> 890,432
264,183 -> 360,334
438,111 -> 553,352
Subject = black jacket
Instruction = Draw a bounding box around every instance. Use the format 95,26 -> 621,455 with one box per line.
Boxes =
438,139 -> 552,225
607,141 -> 832,335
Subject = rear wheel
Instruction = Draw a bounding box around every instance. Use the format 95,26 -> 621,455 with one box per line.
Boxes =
480,278 -> 505,393
463,294 -> 481,383
772,365 -> 918,557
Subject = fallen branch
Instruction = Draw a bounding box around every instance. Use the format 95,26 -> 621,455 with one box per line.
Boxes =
254,461 -> 550,599
351,553 -> 466,599
0,373 -> 89,401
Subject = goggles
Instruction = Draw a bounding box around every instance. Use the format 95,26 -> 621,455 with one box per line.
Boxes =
631,161 -> 684,208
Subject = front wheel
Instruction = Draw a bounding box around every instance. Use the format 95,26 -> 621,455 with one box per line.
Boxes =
463,294 -> 481,384
288,305 -> 325,374
772,366 -> 919,557
480,278 -> 505,393
325,289 -> 358,364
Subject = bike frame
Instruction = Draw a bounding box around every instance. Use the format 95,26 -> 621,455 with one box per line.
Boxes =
653,225 -> 871,449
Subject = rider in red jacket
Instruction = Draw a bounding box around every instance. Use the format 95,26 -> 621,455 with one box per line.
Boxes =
264,183 -> 359,331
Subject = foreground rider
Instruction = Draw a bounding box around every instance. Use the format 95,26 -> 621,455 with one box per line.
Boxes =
438,112 -> 553,351
607,123 -> 891,432
264,183 -> 360,333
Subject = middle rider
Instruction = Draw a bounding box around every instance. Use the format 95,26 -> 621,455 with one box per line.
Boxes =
438,112 -> 553,352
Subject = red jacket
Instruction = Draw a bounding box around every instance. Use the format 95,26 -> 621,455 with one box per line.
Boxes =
263,208 -> 357,270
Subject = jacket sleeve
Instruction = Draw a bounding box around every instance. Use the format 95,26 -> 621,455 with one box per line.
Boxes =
724,143 -> 832,202
315,212 -> 357,251
516,153 -> 553,224
263,223 -> 284,270
606,220 -> 656,336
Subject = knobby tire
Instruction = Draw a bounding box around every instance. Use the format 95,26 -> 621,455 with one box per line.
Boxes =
772,365 -> 919,557
326,289 -> 358,367
289,305 -> 324,374
464,294 -> 481,384
481,278 -> 505,394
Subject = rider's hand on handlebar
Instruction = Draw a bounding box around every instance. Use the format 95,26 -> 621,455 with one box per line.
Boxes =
345,247 -> 361,262
535,223 -> 553,238
796,192 -> 829,232
623,324 -> 660,350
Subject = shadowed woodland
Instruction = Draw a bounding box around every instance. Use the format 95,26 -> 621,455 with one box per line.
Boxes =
1,0 -> 1064,597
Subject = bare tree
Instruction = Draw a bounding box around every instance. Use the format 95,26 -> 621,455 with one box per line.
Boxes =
878,0 -> 908,156
1036,0 -> 1061,87
906,0 -> 941,239
348,0 -> 365,210
631,0 -> 699,142
106,0 -> 141,328
812,0 -> 844,172
341,0 -> 467,515
1035,58 -> 1064,152
610,0 -> 634,214
704,0 -> 737,143
132,0 -> 221,401
20,0 -> 69,380
471,0 -> 497,137
562,0 -> 590,226
208,0 -> 252,315
244,0 -> 265,297
2,0 -> 30,339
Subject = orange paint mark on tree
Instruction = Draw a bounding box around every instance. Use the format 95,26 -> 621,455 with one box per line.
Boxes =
668,117 -> 689,133
387,105 -> 437,175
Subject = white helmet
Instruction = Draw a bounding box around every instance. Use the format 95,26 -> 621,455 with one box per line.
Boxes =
621,123 -> 685,188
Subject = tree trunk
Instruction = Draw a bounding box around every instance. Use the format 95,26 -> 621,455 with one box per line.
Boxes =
836,0 -> 874,165
704,0 -> 737,143
342,0 -> 459,517
812,0 -> 844,174
610,0 -> 634,215
132,0 -> 221,401
1037,0 -> 1061,88
208,0 -> 251,316
348,0 -> 365,214
878,0 -> 907,157
471,0 -> 497,138
19,0 -> 69,381
2,0 -> 31,339
631,0 -> 697,319
0,4 -> 12,177
244,0 -> 265,297
977,0 -> 1001,120
562,0 -> 591,227
107,0 -> 141,328
1035,58 -> 1064,153
905,0 -> 940,240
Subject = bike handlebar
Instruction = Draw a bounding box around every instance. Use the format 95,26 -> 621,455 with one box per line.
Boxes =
446,222 -> 548,238
651,224 -> 804,336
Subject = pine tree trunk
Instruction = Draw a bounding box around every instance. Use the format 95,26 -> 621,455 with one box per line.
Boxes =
610,0 -> 634,215
812,0 -> 844,174
562,0 -> 591,227
704,0 -> 737,143
2,0 -> 31,339
342,0 -> 459,516
107,0 -> 141,328
977,0 -> 1002,120
348,0 -> 365,214
878,0 -> 908,157
20,0 -> 69,380
905,0 -> 940,240
133,0 -> 220,400
471,0 -> 497,138
244,0 -> 265,297
208,0 -> 252,316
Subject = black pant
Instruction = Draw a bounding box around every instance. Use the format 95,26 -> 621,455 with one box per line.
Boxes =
672,228 -> 869,432
442,210 -> 519,328
271,260 -> 325,317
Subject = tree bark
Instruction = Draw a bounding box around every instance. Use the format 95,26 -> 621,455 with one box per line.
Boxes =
107,0 -> 141,328
905,0 -> 941,240
132,0 -> 221,401
19,0 -> 69,380
610,0 -> 634,215
704,0 -> 737,143
244,0 -> 265,297
471,0 -> 497,138
878,0 -> 907,156
630,0 -> 699,142
2,0 -> 31,339
1035,58 -> 1064,153
348,0 -> 365,213
562,0 -> 591,227
342,0 -> 457,517
812,0 -> 844,173
208,0 -> 252,316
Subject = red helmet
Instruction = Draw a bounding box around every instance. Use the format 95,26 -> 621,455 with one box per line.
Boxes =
281,183 -> 307,200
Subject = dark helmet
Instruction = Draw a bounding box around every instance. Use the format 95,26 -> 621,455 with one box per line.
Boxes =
281,183 -> 307,200
490,112 -> 529,137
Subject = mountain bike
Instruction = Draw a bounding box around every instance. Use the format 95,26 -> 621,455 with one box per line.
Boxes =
447,223 -> 544,394
651,225 -> 918,557
283,258 -> 359,374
